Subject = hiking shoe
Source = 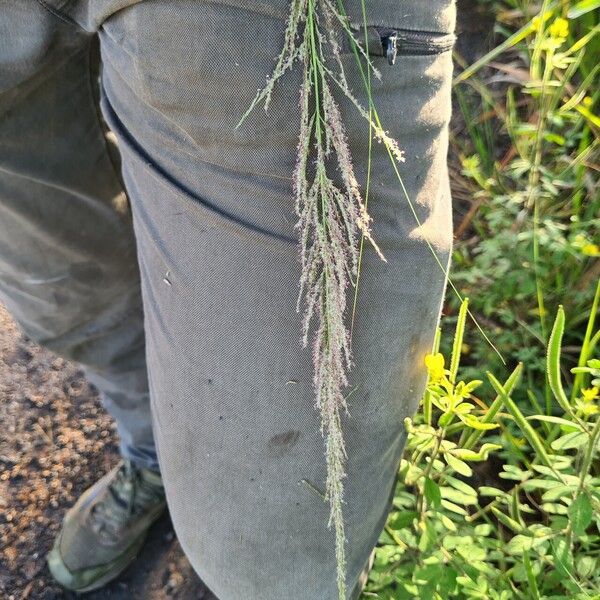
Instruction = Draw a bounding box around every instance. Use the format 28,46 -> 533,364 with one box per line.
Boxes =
47,460 -> 166,592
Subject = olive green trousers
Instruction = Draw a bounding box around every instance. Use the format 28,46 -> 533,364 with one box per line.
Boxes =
0,1 -> 455,597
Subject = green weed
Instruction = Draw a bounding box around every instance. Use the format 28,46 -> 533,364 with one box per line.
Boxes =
364,292 -> 600,599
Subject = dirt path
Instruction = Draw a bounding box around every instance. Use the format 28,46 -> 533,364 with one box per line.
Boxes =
0,304 -> 214,600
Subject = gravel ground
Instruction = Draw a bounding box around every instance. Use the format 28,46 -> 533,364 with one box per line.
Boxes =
0,304 -> 214,600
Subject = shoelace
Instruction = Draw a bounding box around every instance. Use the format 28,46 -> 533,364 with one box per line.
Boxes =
87,461 -> 163,543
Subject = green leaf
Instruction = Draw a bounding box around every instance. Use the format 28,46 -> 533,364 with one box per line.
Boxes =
446,475 -> 478,497
424,477 -> 442,509
441,487 -> 478,506
541,501 -> 568,515
522,478 -> 564,491
439,412 -> 454,427
474,524 -> 493,536
461,415 -> 500,431
441,499 -> 468,515
479,486 -> 508,497
463,380 -> 483,394
569,494 -> 593,536
491,507 -> 523,533
576,555 -> 596,578
531,463 -> 572,477
542,484 -> 578,502
414,564 -> 443,585
525,415 -> 584,431
567,0 -> 600,18
388,511 -> 418,531
445,452 -> 473,477
500,464 -> 530,480
457,544 -> 487,561
505,534 -> 534,555
442,534 -> 463,550
418,518 -> 437,552
551,431 -> 589,450
551,537 -> 574,577
440,514 -> 457,532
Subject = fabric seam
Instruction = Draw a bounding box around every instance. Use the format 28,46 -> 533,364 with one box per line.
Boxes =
35,0 -> 80,28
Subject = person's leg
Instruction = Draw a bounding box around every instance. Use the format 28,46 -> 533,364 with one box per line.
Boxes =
0,3 -> 167,590
0,1 -> 156,471
38,0 -> 454,598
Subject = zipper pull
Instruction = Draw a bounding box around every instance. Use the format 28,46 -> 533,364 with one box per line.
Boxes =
382,32 -> 397,65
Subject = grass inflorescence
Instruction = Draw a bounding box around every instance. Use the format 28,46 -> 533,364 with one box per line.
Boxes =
238,1 -> 404,597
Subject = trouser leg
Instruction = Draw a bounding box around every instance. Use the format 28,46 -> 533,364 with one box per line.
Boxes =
41,0 -> 454,597
0,1 -> 157,471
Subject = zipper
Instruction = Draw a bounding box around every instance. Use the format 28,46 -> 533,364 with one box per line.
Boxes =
350,26 -> 456,65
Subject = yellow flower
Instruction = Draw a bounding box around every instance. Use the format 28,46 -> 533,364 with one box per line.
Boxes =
583,96 -> 593,108
549,17 -> 569,40
531,16 -> 542,32
581,403 -> 599,417
425,353 -> 446,383
582,243 -> 600,257
581,387 -> 599,403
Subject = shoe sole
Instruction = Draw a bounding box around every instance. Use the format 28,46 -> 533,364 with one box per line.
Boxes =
47,528 -> 149,593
